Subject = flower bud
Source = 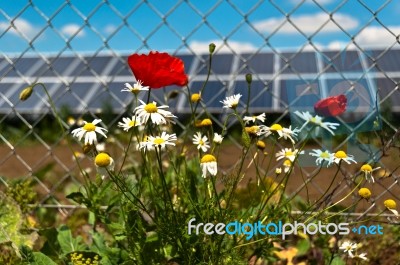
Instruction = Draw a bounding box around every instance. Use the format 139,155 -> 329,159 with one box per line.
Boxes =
191,93 -> 201,103
245,73 -> 252,84
168,90 -> 179,99
19,86 -> 33,101
209,43 -> 216,54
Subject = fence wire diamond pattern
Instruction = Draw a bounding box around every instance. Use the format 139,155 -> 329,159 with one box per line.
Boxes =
0,0 -> 399,221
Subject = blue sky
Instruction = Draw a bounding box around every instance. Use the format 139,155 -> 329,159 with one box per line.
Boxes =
1,0 -> 399,54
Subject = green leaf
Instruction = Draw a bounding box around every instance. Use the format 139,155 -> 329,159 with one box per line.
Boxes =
296,239 -> 310,256
38,227 -> 60,257
330,256 -> 346,265
0,191 -> 38,252
66,192 -> 90,206
241,129 -> 251,148
145,231 -> 158,243
32,252 -> 57,265
57,226 -> 85,254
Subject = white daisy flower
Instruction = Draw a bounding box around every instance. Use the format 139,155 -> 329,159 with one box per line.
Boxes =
309,149 -> 334,167
276,148 -> 303,162
121,81 -> 149,94
193,132 -> 210,152
258,124 -> 299,144
294,111 -> 340,135
95,152 -> 115,179
139,132 -> 177,151
243,113 -> 266,124
213,133 -> 223,144
221,94 -> 242,109
200,154 -> 218,178
353,253 -> 368,261
360,164 -> 380,183
71,119 -> 108,145
333,151 -> 357,164
134,100 -> 177,125
339,241 -> 358,256
118,116 -> 142,131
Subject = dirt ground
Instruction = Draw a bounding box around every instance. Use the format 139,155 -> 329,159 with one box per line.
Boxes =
1,141 -> 400,211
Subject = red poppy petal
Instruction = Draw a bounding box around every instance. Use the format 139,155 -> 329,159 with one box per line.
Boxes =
127,51 -> 188,89
314,94 -> 347,117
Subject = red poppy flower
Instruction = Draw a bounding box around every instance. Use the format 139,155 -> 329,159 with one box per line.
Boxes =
127,51 -> 188,89
314,94 -> 347,117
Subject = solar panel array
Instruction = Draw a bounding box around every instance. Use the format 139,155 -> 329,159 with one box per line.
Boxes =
1,49 -> 399,115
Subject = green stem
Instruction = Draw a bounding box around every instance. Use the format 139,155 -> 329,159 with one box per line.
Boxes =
32,83 -> 90,190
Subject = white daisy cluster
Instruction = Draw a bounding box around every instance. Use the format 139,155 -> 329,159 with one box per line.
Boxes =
339,241 -> 368,261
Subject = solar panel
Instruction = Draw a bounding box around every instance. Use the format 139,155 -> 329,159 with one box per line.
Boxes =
321,51 -> 362,73
1,49 -> 400,115
238,53 -> 274,74
367,49 -> 400,72
233,80 -> 273,111
35,57 -> 76,78
180,81 -> 228,113
197,54 -> 234,75
280,52 -> 317,74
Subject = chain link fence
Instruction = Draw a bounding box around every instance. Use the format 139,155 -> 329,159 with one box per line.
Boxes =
0,0 -> 400,218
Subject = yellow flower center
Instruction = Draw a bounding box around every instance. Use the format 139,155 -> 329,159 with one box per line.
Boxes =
245,126 -> 259,135
358,188 -> 371,199
199,140 -> 204,145
144,103 -> 158,113
384,199 -> 397,209
201,118 -> 212,126
285,151 -> 294,157
310,117 -> 319,124
360,164 -> 372,172
128,120 -> 136,127
335,150 -> 347,159
95,153 -> 111,167
191,93 -> 201,102
201,154 -> 216,163
283,160 -> 292,167
320,151 -> 330,159
83,123 -> 96,132
270,124 -> 283,131
153,138 -> 165,145
256,140 -> 266,150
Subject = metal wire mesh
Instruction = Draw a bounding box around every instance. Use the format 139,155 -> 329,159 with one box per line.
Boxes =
0,0 -> 399,219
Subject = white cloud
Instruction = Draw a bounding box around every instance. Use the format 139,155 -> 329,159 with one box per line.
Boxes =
355,26 -> 400,48
254,12 -> 358,34
326,40 -> 354,50
0,18 -> 38,38
104,24 -> 117,35
61,24 -> 85,38
324,26 -> 400,50
189,40 -> 257,54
